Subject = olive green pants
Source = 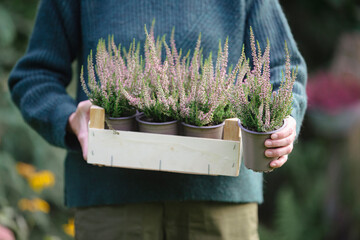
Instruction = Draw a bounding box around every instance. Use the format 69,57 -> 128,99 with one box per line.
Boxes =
75,202 -> 259,240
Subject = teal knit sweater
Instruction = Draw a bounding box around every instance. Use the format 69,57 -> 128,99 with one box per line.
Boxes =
9,0 -> 307,208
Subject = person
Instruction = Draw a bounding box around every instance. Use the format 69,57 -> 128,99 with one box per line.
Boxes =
8,0 -> 307,239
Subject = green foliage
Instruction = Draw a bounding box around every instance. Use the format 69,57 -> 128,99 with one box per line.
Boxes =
138,82 -> 179,123
1,1 -> 360,239
141,105 -> 176,123
180,37 -> 236,126
0,5 -> 16,47
259,137 -> 359,240
233,31 -> 297,132
0,1 -> 38,76
281,0 -> 359,71
0,2 -> 74,239
81,39 -> 137,118
184,102 -> 234,126
0,91 -> 74,240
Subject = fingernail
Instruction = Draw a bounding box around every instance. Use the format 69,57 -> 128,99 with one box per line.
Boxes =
265,140 -> 272,147
270,162 -> 277,167
272,134 -> 278,139
267,151 -> 273,157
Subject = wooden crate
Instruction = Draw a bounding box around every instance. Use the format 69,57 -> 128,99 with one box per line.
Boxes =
87,106 -> 242,177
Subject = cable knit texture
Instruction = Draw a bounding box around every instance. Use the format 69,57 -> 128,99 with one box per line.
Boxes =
9,0 -> 307,207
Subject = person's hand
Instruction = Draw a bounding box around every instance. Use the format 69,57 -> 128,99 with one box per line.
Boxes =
264,116 -> 296,169
68,100 -> 92,160
0,225 -> 15,240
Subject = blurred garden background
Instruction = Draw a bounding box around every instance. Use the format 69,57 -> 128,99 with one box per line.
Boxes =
0,0 -> 359,239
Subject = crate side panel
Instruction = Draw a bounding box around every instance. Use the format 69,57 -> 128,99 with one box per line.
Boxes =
87,129 -> 240,176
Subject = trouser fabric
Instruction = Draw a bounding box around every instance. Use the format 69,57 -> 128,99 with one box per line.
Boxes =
74,201 -> 259,240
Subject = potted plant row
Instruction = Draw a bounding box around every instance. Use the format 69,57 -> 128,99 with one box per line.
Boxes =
81,26 -> 235,139
81,25 -> 298,172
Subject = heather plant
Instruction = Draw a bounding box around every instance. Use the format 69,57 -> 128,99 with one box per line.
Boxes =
179,36 -> 235,126
231,28 -> 298,132
120,26 -> 180,122
80,36 -> 139,118
120,24 -> 236,125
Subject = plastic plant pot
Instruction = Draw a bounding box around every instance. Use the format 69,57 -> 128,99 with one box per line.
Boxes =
238,120 -> 286,172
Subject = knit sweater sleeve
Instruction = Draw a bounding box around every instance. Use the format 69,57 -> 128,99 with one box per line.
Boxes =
245,0 -> 308,136
8,0 -> 80,150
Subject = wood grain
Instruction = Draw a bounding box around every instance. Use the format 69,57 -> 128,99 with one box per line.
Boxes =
223,118 -> 241,141
87,106 -> 241,176
89,105 -> 105,129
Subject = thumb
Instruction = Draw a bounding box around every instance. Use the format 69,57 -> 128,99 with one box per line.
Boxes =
74,100 -> 92,160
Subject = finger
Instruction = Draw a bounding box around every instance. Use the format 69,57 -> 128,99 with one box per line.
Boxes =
265,143 -> 293,158
265,131 -> 296,148
79,100 -> 92,122
271,124 -> 293,140
78,132 -> 88,161
78,100 -> 92,112
84,101 -> 92,121
82,139 -> 88,161
271,117 -> 296,140
270,155 -> 288,168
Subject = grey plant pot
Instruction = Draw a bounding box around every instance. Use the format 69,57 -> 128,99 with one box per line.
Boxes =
106,113 -> 137,131
238,120 -> 286,173
181,122 -> 225,139
136,115 -> 178,135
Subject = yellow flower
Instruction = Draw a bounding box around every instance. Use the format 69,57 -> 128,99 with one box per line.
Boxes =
18,199 -> 34,212
18,198 -> 50,213
28,170 -> 55,192
63,218 -> 75,237
16,163 -> 56,192
16,162 -> 36,178
32,198 -> 50,213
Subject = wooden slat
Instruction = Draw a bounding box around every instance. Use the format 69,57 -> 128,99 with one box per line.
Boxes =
89,105 -> 105,129
88,129 -> 241,176
223,118 -> 241,141
223,118 -> 242,176
87,105 -> 241,176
